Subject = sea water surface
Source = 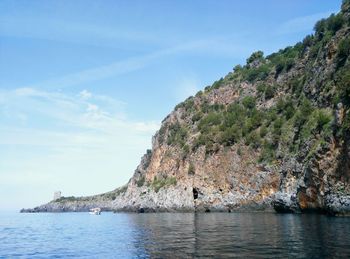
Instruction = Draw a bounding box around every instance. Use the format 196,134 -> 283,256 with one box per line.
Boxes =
1,212 -> 350,258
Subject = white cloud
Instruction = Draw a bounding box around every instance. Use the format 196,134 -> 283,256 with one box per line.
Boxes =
86,103 -> 99,113
23,49 -> 168,90
18,38 -> 250,91
0,88 -> 160,209
79,89 -> 92,100
14,87 -> 43,96
1,87 -> 160,142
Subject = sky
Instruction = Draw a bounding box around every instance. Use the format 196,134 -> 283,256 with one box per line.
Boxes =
0,0 -> 342,210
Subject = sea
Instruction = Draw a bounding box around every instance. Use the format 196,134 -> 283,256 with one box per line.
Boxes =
1,212 -> 350,258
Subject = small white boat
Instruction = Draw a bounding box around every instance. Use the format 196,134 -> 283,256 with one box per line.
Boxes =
89,208 -> 101,215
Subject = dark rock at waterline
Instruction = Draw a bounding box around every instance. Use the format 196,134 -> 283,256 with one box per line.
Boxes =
324,194 -> 350,216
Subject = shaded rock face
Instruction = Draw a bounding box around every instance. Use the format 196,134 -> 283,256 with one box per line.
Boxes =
273,130 -> 350,215
22,1 -> 350,215
112,144 -> 280,212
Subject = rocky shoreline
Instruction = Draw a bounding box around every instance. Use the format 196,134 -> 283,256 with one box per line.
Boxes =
20,185 -> 350,216
20,199 -> 350,216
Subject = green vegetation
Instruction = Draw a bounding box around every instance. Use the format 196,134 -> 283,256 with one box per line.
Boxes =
267,45 -> 302,76
174,97 -> 197,114
212,78 -> 224,89
257,83 -> 277,99
167,122 -> 188,147
102,192 -> 117,200
289,77 -> 305,97
314,13 -> 344,37
188,163 -> 195,175
99,186 -> 128,200
188,91 -> 334,162
181,144 -> 190,160
243,63 -> 271,82
156,5 -> 347,166
136,176 -> 145,187
158,124 -> 167,144
151,176 -> 177,193
198,112 -> 222,133
192,111 -> 203,122
335,62 -> 350,137
337,37 -> 350,67
56,196 -> 76,203
307,10 -> 347,61
193,99 -> 265,154
242,96 -> 256,109
115,185 -> 128,196
247,51 -> 264,65
336,66 -> 350,105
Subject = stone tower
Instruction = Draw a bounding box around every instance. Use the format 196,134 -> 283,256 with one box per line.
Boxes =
53,191 -> 61,201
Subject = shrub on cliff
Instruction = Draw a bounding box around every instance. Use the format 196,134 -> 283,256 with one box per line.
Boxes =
245,64 -> 271,82
256,83 -> 276,99
327,13 -> 345,34
242,96 -> 256,110
337,37 -> 350,67
167,122 -> 188,147
198,112 -> 222,134
276,97 -> 294,120
314,13 -> 344,37
245,130 -> 261,148
136,176 -> 145,187
188,163 -> 195,175
212,78 -> 224,89
264,84 -> 277,99
259,140 -> 276,163
315,110 -> 333,132
336,66 -> 350,105
219,125 -> 240,146
151,176 -> 177,193
246,51 -> 264,65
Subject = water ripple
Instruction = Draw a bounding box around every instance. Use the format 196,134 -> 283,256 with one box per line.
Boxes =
0,212 -> 349,258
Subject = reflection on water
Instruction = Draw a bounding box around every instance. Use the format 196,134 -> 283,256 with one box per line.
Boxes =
128,213 -> 350,258
0,212 -> 349,258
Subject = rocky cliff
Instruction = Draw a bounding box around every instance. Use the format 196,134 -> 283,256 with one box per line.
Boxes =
22,1 -> 350,215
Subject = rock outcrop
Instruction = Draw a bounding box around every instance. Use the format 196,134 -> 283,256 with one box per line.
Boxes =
22,1 -> 350,215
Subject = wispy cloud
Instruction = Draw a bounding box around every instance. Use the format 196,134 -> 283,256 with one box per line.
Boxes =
275,11 -> 336,35
26,52 -> 159,89
1,88 -> 158,136
22,39 -> 250,90
79,89 -> 92,100
0,88 -> 160,208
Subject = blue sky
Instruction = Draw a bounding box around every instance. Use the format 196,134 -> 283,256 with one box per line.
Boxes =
0,0 -> 342,210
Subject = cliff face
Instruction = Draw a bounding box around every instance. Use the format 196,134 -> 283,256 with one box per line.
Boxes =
112,87 -> 281,213
22,1 -> 350,215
